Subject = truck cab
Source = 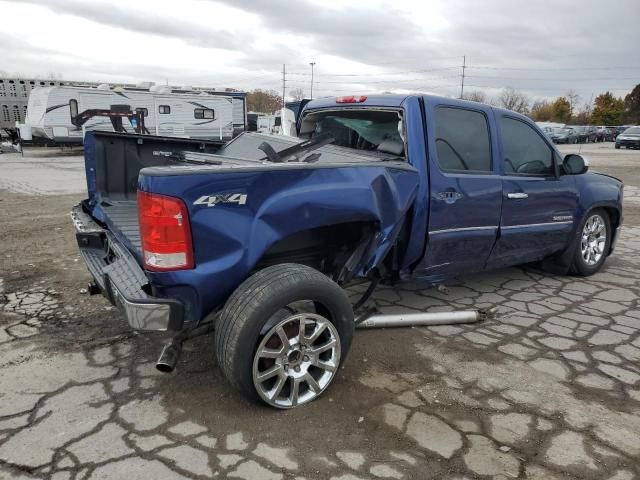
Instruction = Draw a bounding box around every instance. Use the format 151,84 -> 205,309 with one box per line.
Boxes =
298,95 -> 622,281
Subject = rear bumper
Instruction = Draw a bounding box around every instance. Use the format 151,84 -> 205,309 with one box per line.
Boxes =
71,203 -> 184,331
616,139 -> 640,148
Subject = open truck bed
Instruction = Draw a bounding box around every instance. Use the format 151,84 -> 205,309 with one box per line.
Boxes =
102,202 -> 142,255
82,132 -> 227,258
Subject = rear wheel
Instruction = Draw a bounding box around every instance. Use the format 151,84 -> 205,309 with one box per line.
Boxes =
570,210 -> 611,276
215,263 -> 354,408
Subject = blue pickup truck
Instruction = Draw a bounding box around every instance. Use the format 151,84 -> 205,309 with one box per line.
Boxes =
72,94 -> 623,408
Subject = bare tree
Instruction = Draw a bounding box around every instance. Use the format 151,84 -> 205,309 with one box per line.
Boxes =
289,88 -> 305,101
463,90 -> 487,103
566,89 -> 580,118
246,89 -> 283,114
497,87 -> 529,114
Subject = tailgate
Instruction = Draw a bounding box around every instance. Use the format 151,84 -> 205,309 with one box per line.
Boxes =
82,131 -> 225,258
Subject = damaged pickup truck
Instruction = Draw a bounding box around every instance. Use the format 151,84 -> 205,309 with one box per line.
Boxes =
72,94 -> 623,408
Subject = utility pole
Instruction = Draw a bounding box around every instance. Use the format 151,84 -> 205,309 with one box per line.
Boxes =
309,62 -> 316,100
282,64 -> 286,109
460,55 -> 466,99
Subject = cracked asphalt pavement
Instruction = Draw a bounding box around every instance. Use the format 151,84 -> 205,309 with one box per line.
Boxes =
1,143 -> 639,479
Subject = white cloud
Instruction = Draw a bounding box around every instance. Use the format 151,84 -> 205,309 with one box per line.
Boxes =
1,0 -> 638,102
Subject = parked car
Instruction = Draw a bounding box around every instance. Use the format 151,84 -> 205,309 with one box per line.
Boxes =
571,126 -> 597,143
550,127 -> 579,144
72,94 -> 623,408
615,126 -> 640,149
595,126 -> 614,142
613,126 -> 629,139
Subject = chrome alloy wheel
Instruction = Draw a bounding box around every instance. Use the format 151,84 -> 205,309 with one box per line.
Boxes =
252,313 -> 341,408
581,214 -> 606,266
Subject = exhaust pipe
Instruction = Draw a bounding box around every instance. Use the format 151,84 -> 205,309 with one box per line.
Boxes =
156,342 -> 182,373
356,309 -> 492,329
155,321 -> 215,374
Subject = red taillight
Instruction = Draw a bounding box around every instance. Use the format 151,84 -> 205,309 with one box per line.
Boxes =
336,95 -> 367,104
138,191 -> 194,271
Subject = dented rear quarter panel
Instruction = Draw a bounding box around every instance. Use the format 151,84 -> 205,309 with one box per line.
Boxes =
139,162 -> 419,323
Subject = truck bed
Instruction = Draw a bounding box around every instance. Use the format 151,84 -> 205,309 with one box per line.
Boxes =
103,202 -> 141,255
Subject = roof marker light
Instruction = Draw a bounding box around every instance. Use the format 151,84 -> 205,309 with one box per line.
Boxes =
336,96 -> 367,104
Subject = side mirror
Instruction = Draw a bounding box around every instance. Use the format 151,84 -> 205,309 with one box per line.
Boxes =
562,154 -> 588,175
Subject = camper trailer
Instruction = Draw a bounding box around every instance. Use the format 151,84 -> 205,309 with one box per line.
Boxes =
21,84 -> 247,144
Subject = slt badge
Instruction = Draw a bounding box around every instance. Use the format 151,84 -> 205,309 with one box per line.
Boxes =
435,191 -> 463,204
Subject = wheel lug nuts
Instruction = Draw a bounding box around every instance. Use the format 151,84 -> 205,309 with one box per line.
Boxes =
303,355 -> 309,362
294,366 -> 300,372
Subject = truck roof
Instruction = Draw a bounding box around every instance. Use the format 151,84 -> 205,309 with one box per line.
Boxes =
303,94 -> 531,123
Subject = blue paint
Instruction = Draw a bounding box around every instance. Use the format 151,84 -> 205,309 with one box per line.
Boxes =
82,95 -> 624,325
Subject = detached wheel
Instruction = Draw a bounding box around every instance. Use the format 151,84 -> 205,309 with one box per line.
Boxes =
570,210 -> 611,276
215,263 -> 354,408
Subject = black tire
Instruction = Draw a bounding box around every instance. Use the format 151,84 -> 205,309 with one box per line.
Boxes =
570,209 -> 611,276
215,263 -> 354,405
615,144 -> 620,149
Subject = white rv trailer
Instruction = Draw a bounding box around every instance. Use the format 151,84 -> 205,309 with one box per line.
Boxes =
21,84 -> 247,144
1,77 -> 133,141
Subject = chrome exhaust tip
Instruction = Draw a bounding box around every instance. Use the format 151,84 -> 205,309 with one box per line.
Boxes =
156,342 -> 182,373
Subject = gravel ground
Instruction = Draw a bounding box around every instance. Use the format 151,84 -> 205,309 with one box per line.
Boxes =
0,142 -> 639,480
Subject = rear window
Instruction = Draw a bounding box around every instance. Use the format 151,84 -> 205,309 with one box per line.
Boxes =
300,109 -> 405,158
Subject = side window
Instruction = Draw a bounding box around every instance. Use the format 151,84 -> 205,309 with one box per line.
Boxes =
434,107 -> 492,173
69,99 -> 78,118
194,108 -> 214,119
500,117 -> 554,176
135,108 -> 148,117
159,105 -> 170,114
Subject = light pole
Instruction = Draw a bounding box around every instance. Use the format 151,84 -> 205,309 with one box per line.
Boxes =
309,62 -> 316,100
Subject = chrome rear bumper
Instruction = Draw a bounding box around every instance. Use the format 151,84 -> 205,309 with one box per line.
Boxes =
72,203 -> 184,331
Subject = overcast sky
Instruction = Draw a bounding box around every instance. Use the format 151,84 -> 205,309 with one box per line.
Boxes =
1,0 -> 639,105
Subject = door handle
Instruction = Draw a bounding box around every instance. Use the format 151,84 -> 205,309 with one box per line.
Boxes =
507,192 -> 528,199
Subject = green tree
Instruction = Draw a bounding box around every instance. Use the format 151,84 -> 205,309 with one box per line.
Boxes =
591,92 -> 625,125
624,83 -> 640,124
530,100 -> 554,121
551,97 -> 571,123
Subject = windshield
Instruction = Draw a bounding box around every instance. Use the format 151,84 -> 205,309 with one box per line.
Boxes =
300,109 -> 406,158
622,127 -> 640,134
551,127 -> 566,133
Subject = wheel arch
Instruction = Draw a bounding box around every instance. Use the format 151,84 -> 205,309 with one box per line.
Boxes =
253,220 -> 379,280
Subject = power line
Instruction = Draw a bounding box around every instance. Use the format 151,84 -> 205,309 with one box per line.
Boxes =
465,75 -> 640,81
285,66 -> 459,77
467,65 -> 640,71
465,83 -> 633,92
283,74 -> 460,85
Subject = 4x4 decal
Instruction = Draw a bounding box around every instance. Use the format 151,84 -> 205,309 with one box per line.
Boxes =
193,193 -> 248,207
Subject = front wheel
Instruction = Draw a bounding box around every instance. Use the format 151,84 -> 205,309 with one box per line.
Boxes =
570,210 -> 611,276
215,263 -> 354,408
